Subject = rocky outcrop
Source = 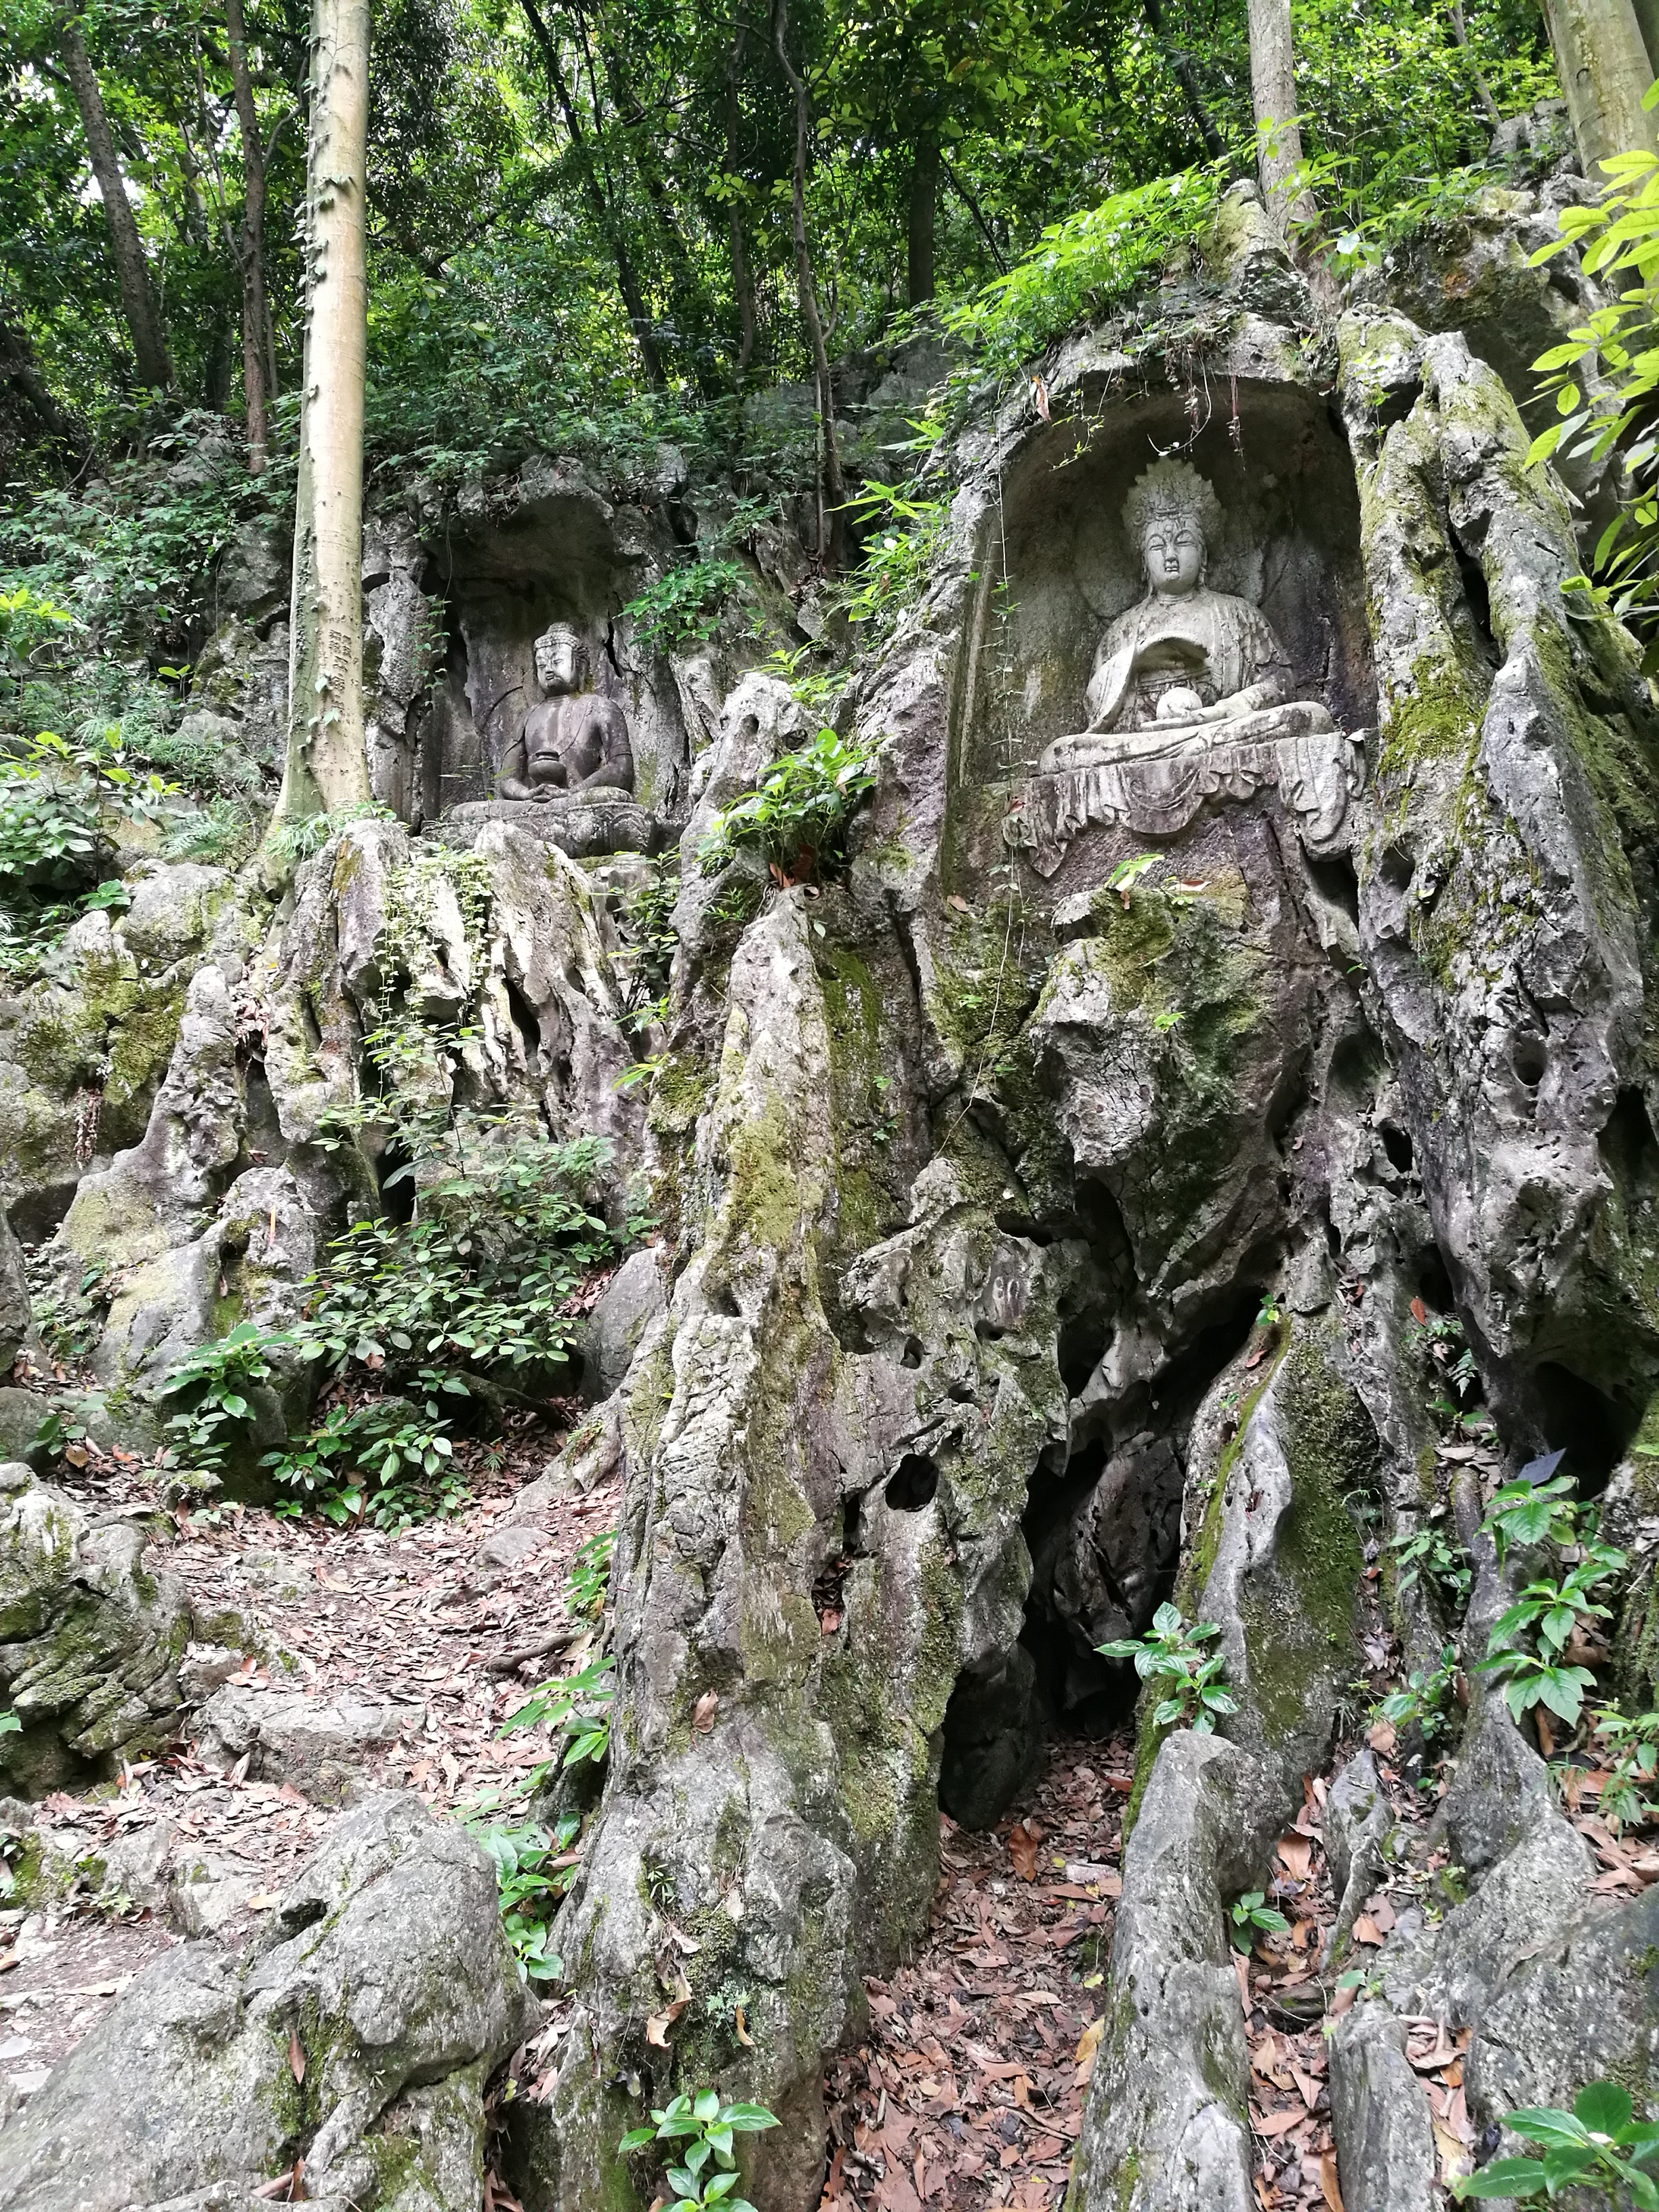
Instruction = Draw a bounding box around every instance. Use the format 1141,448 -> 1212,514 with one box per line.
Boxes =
0,1792 -> 529,2211
0,1462 -> 226,1796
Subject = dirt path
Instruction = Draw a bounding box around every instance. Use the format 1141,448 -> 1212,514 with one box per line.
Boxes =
820,1734 -> 1129,2212
2,1424 -> 615,2106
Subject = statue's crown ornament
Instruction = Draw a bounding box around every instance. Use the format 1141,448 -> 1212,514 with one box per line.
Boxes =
1122,459 -> 1223,549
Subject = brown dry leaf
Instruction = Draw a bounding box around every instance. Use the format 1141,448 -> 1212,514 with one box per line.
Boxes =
734,2003 -> 754,2048
644,1999 -> 687,2047
1233,1952 -> 1251,2010
1008,1822 -> 1041,1882
1432,2118 -> 1471,2185
1410,1296 -> 1427,1324
1330,1982 -> 1357,2017
1277,1835 -> 1313,1882
1074,2017 -> 1105,2086
1367,1717 -> 1397,1756
1253,2177 -> 1276,2211
876,2167 -> 922,2212
287,2028 -> 306,2084
1319,2150 -> 1347,2212
1292,2064 -> 1322,2112
1252,2105 -> 1306,2139
691,1691 -> 718,1734
1367,1895 -> 1397,1935
1351,1914 -> 1383,1947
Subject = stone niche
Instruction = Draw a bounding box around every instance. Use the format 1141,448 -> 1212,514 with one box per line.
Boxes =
952,378 -> 1377,897
413,468 -> 696,830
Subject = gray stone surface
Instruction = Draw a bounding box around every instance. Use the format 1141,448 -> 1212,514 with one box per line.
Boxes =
195,1685 -> 426,1805
0,1464 -> 203,1796
0,1793 -> 527,2212
578,1244 -> 669,1402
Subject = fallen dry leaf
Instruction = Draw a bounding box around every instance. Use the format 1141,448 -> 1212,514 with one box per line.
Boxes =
1252,2104 -> 1306,2138
1074,2016 -> 1105,2085
691,1691 -> 718,1734
644,1999 -> 688,2048
1352,1914 -> 1383,1946
1367,1717 -> 1397,1756
1277,1833 -> 1313,1882
1008,1822 -> 1041,1882
287,2027 -> 306,2085
1319,2149 -> 1347,2211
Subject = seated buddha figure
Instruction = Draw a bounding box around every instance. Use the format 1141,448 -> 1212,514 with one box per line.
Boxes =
1039,459 -> 1334,777
496,623 -> 634,805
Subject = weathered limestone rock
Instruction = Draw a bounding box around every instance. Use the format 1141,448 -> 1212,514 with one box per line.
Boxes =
194,1685 -> 426,1805
579,1244 -> 670,1402
0,1463 -> 201,1796
1068,1731 -> 1265,2212
0,1793 -> 528,2211
0,1212 -> 30,1374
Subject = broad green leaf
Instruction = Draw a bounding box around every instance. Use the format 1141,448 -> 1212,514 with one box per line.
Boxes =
1575,2081 -> 1635,2137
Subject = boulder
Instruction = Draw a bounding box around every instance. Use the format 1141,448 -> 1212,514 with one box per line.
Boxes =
0,1793 -> 528,2212
0,1463 -> 209,1796
194,1685 -> 426,1806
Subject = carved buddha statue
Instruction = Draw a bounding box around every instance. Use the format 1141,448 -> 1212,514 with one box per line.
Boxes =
497,623 -> 635,804
1040,459 -> 1335,777
1006,460 -> 1361,873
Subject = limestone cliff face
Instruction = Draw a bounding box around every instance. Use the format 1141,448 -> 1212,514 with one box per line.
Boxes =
7,159 -> 1659,2212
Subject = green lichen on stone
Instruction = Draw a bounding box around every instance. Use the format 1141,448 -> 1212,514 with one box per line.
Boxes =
1240,1335 -> 1374,1748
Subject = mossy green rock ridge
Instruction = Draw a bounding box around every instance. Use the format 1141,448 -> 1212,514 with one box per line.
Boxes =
0,1793 -> 528,2212
0,1460 -> 209,1796
1340,314 -> 1659,1447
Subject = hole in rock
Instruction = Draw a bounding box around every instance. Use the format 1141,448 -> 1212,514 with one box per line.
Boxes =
1057,1312 -> 1109,1397
504,977 -> 544,1070
994,1209 -> 1057,1246
1532,1361 -> 1639,1494
1378,1121 -> 1414,1174
1452,537 -> 1498,663
1600,1087 -> 1659,1195
1330,1022 -> 1387,1105
1300,846 -> 1361,926
377,1150 -> 417,1223
1511,1032 -> 1547,1089
1416,1244 -> 1456,1313
9,1180 -> 79,1244
1380,842 -> 1414,893
899,1336 -> 923,1370
884,1453 -> 939,1511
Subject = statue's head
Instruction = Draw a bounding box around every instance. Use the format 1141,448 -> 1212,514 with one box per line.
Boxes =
533,623 -> 587,694
1123,460 -> 1223,598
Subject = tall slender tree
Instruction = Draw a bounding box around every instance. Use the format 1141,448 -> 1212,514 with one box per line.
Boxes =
1246,0 -> 1317,235
58,11 -> 171,389
1541,0 -> 1658,175
773,0 -> 845,567
225,0 -> 275,470
273,0 -> 371,832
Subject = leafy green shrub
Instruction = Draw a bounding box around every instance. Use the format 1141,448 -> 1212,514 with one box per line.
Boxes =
467,1811 -> 579,1984
1228,1890 -> 1290,1952
1389,1510 -> 1472,1615
290,1128 -> 614,1383
1375,1642 -> 1460,1747
156,1323 -> 285,1477
1523,135 -> 1659,660
264,1381 -> 468,1528
697,728 -> 876,884
1099,1602 -> 1237,1734
1589,1704 -> 1659,1835
567,1529 -> 615,1622
624,556 -> 752,653
836,480 -> 947,634
1473,1478 -> 1623,1728
1454,2080 -> 1659,2203
619,2088 -> 780,2212
501,1655 -> 616,1774
941,162 -> 1225,373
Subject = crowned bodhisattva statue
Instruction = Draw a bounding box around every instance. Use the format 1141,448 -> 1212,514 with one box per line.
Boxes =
1008,459 -> 1360,872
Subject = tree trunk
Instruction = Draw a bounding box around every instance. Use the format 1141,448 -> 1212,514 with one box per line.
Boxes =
274,0 -> 371,833
519,0 -> 667,390
0,312 -> 87,459
773,0 -> 844,569
1246,0 -> 1317,235
1635,0 -> 1659,75
1541,0 -> 1659,175
907,128 -> 939,306
59,15 -> 171,390
1446,0 -> 1502,126
725,12 -> 756,377
226,0 -> 272,470
1140,0 -> 1226,161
